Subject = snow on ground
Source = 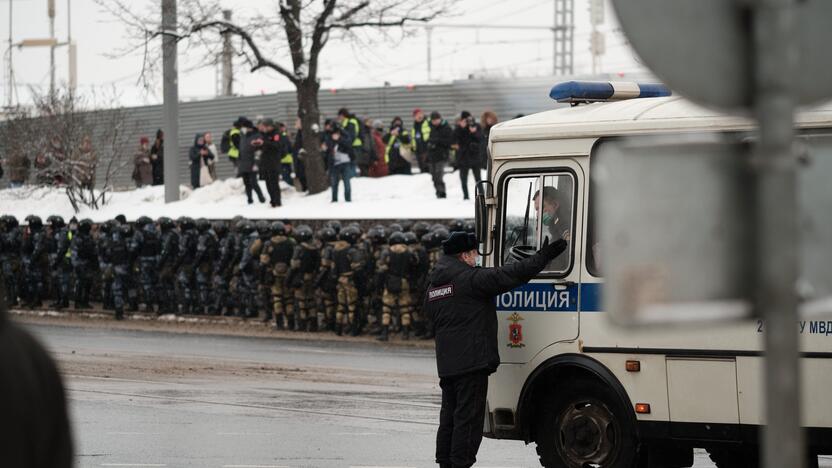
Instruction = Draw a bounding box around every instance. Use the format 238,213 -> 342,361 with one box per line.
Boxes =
0,171 -> 475,222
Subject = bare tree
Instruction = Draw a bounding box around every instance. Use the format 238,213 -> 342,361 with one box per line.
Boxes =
0,88 -> 139,212
97,0 -> 449,194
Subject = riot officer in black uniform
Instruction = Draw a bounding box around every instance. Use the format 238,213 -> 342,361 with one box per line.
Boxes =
0,216 -> 22,306
237,220 -> 262,319
47,215 -> 72,309
212,221 -> 234,316
254,220 -> 272,321
110,224 -> 133,320
157,217 -> 179,314
177,217 -> 199,314
70,219 -> 97,309
97,220 -> 116,310
194,218 -> 218,314
315,227 -> 339,331
133,216 -> 161,313
21,215 -> 48,308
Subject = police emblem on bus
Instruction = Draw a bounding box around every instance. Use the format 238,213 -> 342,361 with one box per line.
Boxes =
507,312 -> 525,348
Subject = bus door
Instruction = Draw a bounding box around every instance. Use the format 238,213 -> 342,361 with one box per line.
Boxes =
495,160 -> 584,364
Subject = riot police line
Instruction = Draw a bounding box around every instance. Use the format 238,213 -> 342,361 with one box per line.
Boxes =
0,214 -> 472,341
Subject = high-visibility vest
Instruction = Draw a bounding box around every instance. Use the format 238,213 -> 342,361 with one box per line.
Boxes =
280,131 -> 293,164
342,117 -> 363,147
410,119 -> 431,151
65,231 -> 73,259
384,135 -> 400,164
228,127 -> 241,159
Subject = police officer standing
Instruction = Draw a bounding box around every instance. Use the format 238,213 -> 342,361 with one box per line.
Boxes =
70,219 -> 97,309
424,232 -> 567,468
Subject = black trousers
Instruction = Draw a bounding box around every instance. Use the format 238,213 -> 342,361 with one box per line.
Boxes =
436,371 -> 489,468
262,168 -> 282,206
242,172 -> 265,203
458,165 -> 482,199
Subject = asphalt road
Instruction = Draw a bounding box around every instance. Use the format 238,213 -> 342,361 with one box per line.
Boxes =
22,322 -> 766,468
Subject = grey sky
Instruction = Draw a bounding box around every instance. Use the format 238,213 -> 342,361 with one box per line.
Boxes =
1,0 -> 644,107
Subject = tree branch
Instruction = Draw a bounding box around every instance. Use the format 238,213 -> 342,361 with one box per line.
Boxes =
191,20 -> 298,84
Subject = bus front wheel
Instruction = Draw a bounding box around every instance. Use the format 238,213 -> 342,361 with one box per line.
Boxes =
534,377 -> 639,468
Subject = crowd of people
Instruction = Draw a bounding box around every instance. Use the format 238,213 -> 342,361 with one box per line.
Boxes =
155,107 -> 501,204
0,214 -> 473,341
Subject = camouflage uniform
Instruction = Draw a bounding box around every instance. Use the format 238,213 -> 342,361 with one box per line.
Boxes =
254,221 -> 273,321
47,216 -> 72,308
110,224 -> 132,320
194,219 -> 218,314
332,226 -> 364,336
157,218 -> 179,314
70,219 -> 97,308
97,221 -> 116,310
176,218 -> 199,314
212,222 -> 233,316
0,216 -> 22,306
238,227 -> 262,319
405,231 -> 430,335
315,228 -> 339,331
260,222 -> 296,330
365,227 -> 388,333
378,232 -> 419,341
21,216 -> 49,308
288,225 -> 320,331
132,217 -> 161,313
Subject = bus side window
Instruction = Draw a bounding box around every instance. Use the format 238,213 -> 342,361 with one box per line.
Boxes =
540,174 -> 575,273
502,176 -> 541,264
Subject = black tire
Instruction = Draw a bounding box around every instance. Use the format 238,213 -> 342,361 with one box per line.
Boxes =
707,445 -> 759,468
534,377 -> 639,468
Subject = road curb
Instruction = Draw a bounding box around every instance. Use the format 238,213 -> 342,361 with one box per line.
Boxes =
10,308 -> 436,349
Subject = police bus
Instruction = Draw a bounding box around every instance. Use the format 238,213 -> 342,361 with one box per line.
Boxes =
474,81 -> 832,468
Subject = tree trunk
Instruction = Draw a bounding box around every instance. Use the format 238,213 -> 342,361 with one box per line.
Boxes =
296,78 -> 328,194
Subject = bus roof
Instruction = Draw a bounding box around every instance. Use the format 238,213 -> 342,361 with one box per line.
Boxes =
489,96 -> 832,144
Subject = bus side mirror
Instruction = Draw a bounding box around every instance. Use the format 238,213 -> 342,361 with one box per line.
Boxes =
475,181 -> 494,256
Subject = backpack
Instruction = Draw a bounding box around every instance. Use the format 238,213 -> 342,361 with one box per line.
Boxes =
220,129 -> 231,154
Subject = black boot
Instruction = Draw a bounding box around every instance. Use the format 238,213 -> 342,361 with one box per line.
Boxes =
350,320 -> 361,337
274,314 -> 284,330
402,325 -> 411,341
376,325 -> 389,342
287,315 -> 296,331
336,323 -> 344,336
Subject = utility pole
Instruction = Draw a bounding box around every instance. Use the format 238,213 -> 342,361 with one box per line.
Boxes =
755,3 -> 803,467
162,0 -> 179,203
221,9 -> 233,96
6,0 -> 13,107
426,26 -> 433,82
589,0 -> 605,74
553,0 -> 574,75
48,0 -> 55,96
67,0 -> 76,93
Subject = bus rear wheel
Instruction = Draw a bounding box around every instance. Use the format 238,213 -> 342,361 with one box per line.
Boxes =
534,377 -> 638,468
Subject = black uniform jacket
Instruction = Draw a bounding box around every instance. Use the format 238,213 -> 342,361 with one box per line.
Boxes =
425,251 -> 551,379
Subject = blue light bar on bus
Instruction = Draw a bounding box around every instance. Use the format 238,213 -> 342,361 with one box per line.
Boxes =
549,81 -> 671,104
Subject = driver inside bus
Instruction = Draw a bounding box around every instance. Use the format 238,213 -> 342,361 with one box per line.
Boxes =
533,184 -> 571,271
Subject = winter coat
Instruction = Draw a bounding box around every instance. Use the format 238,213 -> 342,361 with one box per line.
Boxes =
383,132 -> 411,176
453,123 -> 484,169
256,129 -> 285,174
132,149 -> 153,187
150,133 -> 164,185
237,131 -> 260,175
189,134 -> 206,189
368,129 -> 388,177
426,120 -> 454,164
324,134 -> 355,171
424,251 -> 553,378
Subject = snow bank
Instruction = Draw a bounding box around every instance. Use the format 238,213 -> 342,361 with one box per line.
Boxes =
0,172 -> 475,222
